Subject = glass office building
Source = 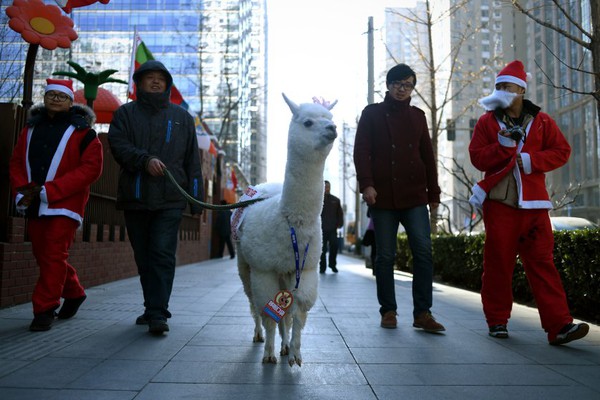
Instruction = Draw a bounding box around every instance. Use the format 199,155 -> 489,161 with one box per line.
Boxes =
0,0 -> 268,184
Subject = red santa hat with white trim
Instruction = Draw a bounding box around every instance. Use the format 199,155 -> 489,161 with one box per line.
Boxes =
495,60 -> 531,89
45,79 -> 74,100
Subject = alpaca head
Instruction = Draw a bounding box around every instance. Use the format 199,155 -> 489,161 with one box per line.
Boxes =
282,93 -> 337,161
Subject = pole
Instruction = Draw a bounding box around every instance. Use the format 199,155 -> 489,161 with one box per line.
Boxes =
22,44 -> 39,112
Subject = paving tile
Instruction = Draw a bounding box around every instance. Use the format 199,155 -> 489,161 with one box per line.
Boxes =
361,363 -> 575,386
67,359 -> 167,390
0,357 -> 101,388
135,383 -> 377,400
0,388 -> 137,400
373,385 -> 600,400
154,361 -> 367,385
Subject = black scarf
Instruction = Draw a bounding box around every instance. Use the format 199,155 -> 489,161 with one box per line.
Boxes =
137,88 -> 171,114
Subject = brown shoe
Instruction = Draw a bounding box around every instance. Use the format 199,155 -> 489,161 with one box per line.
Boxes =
413,312 -> 445,332
381,311 -> 397,329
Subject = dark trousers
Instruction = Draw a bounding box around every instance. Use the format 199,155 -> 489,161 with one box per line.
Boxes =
218,234 -> 235,258
124,208 -> 182,320
371,205 -> 433,318
320,229 -> 339,271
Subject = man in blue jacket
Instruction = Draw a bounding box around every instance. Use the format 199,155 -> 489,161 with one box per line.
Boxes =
108,60 -> 204,335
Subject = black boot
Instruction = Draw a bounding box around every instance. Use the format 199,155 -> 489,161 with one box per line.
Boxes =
29,310 -> 56,331
57,295 -> 87,319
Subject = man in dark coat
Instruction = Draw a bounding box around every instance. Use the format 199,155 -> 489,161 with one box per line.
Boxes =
108,60 -> 204,335
216,200 -> 235,259
320,180 -> 344,273
353,64 -> 445,333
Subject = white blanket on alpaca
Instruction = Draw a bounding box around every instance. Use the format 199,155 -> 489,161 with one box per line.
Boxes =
231,183 -> 283,240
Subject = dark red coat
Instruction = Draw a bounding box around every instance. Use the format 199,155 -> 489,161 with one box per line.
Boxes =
354,94 -> 440,210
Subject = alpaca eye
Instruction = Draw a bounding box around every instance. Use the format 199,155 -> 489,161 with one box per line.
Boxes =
303,120 -> 313,128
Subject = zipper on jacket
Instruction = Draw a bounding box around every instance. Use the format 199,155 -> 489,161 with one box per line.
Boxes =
166,120 -> 172,143
135,173 -> 141,199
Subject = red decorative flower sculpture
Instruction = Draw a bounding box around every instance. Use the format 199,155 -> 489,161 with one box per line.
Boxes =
6,0 -> 78,50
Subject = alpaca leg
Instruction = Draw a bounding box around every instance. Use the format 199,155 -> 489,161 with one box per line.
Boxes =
287,269 -> 317,366
279,313 -> 292,356
236,251 -> 263,342
250,304 -> 264,343
261,313 -> 278,363
251,271 -> 280,363
288,309 -> 307,367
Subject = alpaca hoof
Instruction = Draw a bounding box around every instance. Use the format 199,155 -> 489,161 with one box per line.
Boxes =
262,356 -> 278,364
253,333 -> 264,343
288,356 -> 302,367
280,345 -> 289,356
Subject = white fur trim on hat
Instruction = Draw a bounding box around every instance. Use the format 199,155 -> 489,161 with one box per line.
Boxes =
45,84 -> 74,100
495,75 -> 527,89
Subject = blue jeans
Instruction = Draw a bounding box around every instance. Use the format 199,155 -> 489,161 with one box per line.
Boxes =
124,208 -> 183,320
371,205 -> 433,318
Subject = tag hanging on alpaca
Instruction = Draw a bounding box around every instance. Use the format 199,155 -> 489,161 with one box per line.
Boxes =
263,290 -> 294,323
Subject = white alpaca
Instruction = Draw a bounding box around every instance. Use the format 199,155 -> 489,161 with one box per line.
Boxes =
235,94 -> 337,366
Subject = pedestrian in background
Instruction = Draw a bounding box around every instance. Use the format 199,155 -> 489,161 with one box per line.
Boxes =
9,79 -> 103,331
216,200 -> 235,259
108,60 -> 204,335
320,180 -> 344,273
469,60 -> 589,345
354,64 -> 445,333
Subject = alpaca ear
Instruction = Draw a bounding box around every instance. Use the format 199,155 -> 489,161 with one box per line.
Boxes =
326,100 -> 338,110
282,93 -> 299,116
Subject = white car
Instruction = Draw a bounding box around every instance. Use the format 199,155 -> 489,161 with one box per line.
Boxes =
550,216 -> 598,231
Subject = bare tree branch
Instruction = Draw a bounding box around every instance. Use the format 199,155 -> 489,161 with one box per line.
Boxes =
509,0 -> 592,48
511,0 -> 593,50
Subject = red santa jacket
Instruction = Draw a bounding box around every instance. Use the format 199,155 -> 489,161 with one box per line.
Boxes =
9,104 -> 103,225
469,108 -> 570,210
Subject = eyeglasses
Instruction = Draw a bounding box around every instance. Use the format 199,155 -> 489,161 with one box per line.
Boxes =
45,92 -> 71,102
390,81 -> 415,90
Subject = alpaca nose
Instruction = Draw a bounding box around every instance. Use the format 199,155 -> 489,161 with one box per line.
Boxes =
325,124 -> 337,140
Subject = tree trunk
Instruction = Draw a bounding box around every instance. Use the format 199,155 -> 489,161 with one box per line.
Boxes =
591,0 -> 600,128
425,0 -> 439,234
22,44 -> 38,111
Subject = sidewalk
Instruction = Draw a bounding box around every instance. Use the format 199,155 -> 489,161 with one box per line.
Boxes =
0,254 -> 598,400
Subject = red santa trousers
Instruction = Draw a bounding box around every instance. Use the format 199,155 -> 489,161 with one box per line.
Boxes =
28,217 -> 86,314
481,201 -> 572,341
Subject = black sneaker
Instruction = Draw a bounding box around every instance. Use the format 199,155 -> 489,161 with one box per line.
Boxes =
489,324 -> 509,338
549,322 -> 589,346
57,295 -> 87,319
330,266 -> 338,273
135,313 -> 150,325
148,319 -> 169,334
29,310 -> 55,332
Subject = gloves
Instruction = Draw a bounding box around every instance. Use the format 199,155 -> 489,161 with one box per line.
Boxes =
16,183 -> 42,207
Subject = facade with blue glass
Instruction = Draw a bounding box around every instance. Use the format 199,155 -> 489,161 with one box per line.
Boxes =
0,0 -> 267,184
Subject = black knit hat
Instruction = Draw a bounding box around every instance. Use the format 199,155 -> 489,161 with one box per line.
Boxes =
386,64 -> 417,86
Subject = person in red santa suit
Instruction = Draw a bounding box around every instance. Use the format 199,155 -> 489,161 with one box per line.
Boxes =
469,60 -> 589,345
9,79 -> 103,331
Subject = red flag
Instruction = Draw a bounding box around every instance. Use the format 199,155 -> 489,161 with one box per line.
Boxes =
128,32 -> 188,109
208,141 -> 218,156
231,168 -> 238,190
55,0 -> 110,13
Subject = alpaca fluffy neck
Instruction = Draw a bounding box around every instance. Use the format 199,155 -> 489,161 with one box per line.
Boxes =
280,152 -> 325,227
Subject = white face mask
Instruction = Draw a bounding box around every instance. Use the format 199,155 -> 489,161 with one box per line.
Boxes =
478,89 -> 519,111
